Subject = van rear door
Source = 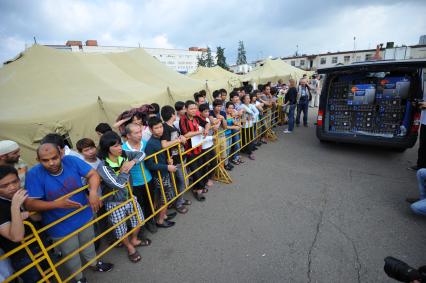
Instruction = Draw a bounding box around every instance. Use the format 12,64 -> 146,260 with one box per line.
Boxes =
316,60 -> 426,148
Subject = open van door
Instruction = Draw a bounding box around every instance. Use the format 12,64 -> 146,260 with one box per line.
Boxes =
316,59 -> 426,149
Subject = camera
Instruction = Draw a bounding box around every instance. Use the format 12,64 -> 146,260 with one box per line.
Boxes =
384,256 -> 426,282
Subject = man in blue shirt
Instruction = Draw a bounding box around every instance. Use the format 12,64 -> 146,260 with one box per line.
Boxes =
24,143 -> 113,283
122,123 -> 157,236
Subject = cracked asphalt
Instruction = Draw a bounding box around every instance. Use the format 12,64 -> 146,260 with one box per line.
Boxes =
87,113 -> 426,283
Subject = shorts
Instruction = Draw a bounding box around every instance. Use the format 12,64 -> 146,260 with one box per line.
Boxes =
105,197 -> 144,239
153,174 -> 175,208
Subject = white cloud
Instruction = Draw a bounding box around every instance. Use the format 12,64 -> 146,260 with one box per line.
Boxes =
143,34 -> 175,49
0,0 -> 425,64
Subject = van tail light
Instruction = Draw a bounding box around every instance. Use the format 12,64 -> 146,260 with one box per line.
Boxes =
317,109 -> 324,127
411,112 -> 421,133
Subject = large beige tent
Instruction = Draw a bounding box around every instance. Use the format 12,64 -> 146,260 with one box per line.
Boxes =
103,49 -> 207,102
0,45 -> 216,164
241,59 -> 311,85
189,66 -> 242,91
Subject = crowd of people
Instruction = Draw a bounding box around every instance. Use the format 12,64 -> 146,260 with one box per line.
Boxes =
0,80 -> 299,283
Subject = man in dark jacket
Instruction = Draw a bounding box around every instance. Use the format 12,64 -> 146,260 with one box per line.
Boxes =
145,117 -> 177,228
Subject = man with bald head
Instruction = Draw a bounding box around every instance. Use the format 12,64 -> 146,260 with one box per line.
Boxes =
122,123 -> 156,235
296,78 -> 311,127
24,143 -> 113,282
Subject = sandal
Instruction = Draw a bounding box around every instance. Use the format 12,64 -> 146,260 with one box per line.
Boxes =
133,238 -> 151,247
192,191 -> 206,202
183,199 -> 192,206
202,188 -> 209,193
238,158 -> 245,164
230,159 -> 240,165
128,250 -> 141,263
176,206 -> 189,214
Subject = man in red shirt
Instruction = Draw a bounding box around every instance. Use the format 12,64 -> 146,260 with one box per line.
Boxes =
179,100 -> 210,201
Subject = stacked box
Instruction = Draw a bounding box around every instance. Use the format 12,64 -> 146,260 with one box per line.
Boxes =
329,82 -> 350,99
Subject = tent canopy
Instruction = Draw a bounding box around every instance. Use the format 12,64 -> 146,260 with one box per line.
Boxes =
241,59 -> 312,85
189,66 -> 242,90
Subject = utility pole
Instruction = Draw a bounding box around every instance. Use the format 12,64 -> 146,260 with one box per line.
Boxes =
352,36 -> 356,60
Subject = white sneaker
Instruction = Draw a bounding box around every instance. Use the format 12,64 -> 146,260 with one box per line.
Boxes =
283,130 -> 292,134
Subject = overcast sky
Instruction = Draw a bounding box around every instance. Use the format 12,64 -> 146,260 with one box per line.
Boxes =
0,0 -> 425,65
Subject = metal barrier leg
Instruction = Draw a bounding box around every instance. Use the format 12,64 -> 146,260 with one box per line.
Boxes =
213,134 -> 232,184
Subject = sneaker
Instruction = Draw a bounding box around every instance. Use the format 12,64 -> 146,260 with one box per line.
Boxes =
146,220 -> 158,233
76,277 -> 87,283
406,197 -> 420,204
407,165 -> 420,171
283,130 -> 292,134
90,260 -> 113,272
224,164 -> 233,171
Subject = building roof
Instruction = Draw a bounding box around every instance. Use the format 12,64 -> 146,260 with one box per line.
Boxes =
282,44 -> 426,60
317,58 -> 426,73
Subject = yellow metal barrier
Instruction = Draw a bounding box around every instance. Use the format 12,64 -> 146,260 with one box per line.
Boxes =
1,108 -> 279,282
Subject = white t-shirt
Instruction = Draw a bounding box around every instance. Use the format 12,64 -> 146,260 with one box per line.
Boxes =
142,125 -> 152,142
78,157 -> 102,196
421,109 -> 426,125
173,117 -> 180,130
251,103 -> 260,122
64,145 -> 81,158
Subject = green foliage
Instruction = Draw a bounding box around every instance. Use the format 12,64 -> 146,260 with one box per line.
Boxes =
205,46 -> 214,67
216,46 -> 228,70
236,40 -> 247,65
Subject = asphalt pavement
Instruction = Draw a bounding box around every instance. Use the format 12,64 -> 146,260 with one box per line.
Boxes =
87,111 -> 425,283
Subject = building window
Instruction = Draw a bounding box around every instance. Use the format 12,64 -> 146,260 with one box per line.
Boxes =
344,56 -> 350,63
300,60 -> 305,66
332,57 -> 338,64
365,54 -> 373,61
320,57 -> 326,64
356,56 -> 361,62
291,60 -> 295,66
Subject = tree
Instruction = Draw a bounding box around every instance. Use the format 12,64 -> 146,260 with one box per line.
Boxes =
236,40 -> 247,65
197,51 -> 207,67
216,46 -> 228,70
205,46 -> 214,67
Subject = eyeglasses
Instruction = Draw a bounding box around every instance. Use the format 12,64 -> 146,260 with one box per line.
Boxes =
0,178 -> 20,189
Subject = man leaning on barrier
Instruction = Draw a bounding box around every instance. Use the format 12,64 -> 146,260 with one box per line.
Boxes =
179,100 -> 210,202
0,165 -> 43,283
24,143 -> 113,283
145,117 -> 177,228
160,105 -> 191,214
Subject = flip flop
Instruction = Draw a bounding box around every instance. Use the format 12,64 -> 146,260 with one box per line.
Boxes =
128,250 -> 141,263
192,191 -> 206,202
